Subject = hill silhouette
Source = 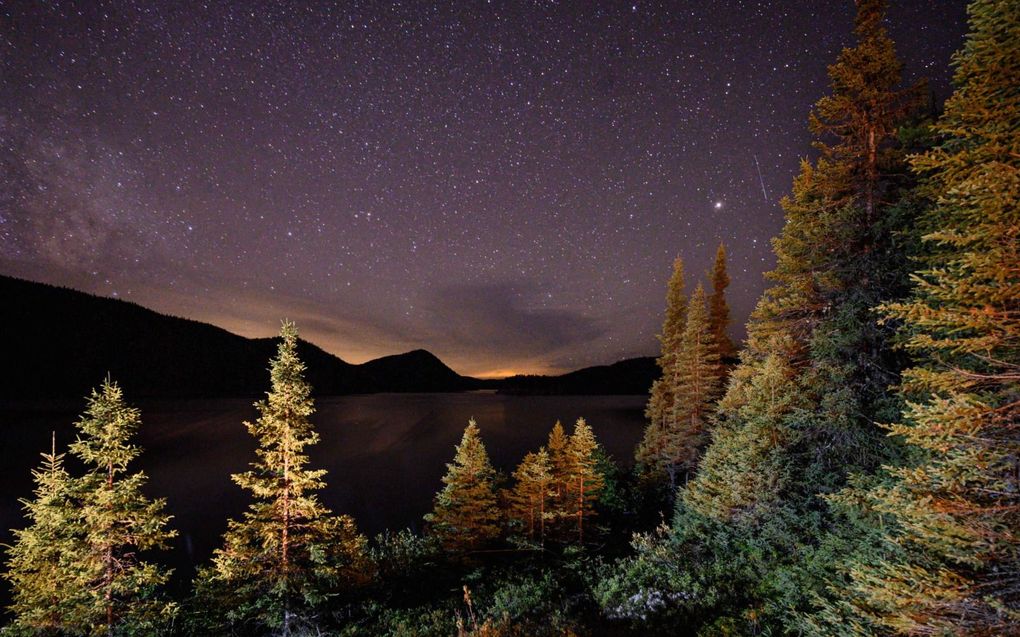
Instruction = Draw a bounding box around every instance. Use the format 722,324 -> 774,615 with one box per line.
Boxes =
496,357 -> 659,395
0,275 -> 482,399
0,275 -> 656,399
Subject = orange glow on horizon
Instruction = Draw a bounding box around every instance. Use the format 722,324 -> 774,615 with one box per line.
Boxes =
472,366 -> 561,380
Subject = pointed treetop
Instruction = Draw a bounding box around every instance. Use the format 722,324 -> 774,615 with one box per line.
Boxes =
444,418 -> 497,482
570,418 -> 598,454
427,418 -> 501,552
548,420 -> 568,452
854,0 -> 888,35
662,257 -> 687,341
70,377 -> 142,473
708,243 -> 737,360
687,284 -> 709,323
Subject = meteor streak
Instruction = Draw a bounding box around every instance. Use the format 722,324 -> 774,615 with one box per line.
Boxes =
754,154 -> 769,202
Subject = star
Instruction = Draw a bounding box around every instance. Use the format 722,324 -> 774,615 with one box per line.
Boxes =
0,0 -> 968,377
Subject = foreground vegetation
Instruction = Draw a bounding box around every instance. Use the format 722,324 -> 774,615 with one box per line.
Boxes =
4,0 -> 1017,634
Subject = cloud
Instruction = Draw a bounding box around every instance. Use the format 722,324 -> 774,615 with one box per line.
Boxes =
415,281 -> 606,370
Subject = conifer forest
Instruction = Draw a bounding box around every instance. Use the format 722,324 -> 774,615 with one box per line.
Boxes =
1,1 -> 1018,635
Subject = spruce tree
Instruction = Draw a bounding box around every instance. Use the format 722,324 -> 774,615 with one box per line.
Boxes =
687,0 -> 923,528
193,322 -> 370,636
811,2 -> 1020,633
636,257 -> 687,480
682,350 -> 800,524
3,434 -> 80,636
508,448 -> 554,546
665,285 -> 722,487
639,284 -> 723,489
636,258 -> 685,476
566,418 -> 604,545
545,420 -> 573,537
67,379 -> 178,636
425,419 -> 501,553
610,1 -> 930,630
708,242 -> 737,362
546,420 -> 571,498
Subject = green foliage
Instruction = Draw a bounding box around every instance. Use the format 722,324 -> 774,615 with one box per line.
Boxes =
426,419 -> 501,553
671,285 -> 722,481
6,4 -> 1015,636
4,383 -> 178,636
807,1 -> 1020,633
3,381 -> 178,636
192,322 -> 371,636
544,421 -> 575,540
605,1 -> 934,632
370,529 -> 441,583
637,258 -> 687,480
508,448 -> 554,546
682,351 -> 799,525
565,419 -> 605,545
638,281 -> 724,490
67,380 -> 178,636
3,436 -> 80,636
708,243 -> 737,362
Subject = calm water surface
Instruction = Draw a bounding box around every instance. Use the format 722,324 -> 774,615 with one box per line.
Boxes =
0,392 -> 645,584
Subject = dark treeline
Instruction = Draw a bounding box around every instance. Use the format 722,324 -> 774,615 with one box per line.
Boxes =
3,0 -> 1018,635
0,273 -> 478,399
0,273 -> 659,400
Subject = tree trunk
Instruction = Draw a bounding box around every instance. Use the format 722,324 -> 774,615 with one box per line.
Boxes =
866,124 -> 876,221
528,498 -> 535,540
577,475 -> 585,544
106,462 -> 114,637
282,428 -> 291,637
539,493 -> 545,548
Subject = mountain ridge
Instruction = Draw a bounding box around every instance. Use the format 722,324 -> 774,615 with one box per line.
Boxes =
0,274 -> 656,399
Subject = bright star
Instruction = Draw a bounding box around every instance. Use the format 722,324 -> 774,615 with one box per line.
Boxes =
714,201 -> 724,209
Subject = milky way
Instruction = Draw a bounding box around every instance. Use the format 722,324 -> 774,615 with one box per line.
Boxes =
0,1 -> 968,376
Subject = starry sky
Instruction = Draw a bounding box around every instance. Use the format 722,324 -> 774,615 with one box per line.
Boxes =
1,1 -> 968,377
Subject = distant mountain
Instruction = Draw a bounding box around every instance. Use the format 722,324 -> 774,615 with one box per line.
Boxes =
0,274 -> 656,400
494,357 -> 659,395
358,349 -> 476,393
0,275 -> 480,400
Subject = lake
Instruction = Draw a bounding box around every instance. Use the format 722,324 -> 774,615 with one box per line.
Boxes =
0,392 -> 646,585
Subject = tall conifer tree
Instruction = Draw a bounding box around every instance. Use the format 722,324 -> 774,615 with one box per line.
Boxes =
708,243 -> 737,362
606,1 -> 930,630
636,257 -> 687,479
68,379 -> 177,636
666,284 -> 722,486
425,419 -> 501,553
639,284 -> 723,488
194,322 -> 370,636
682,351 -> 800,523
3,435 -> 80,635
810,2 -> 1020,633
566,419 -> 604,545
686,0 -> 923,524
508,448 -> 554,546
546,420 -> 571,500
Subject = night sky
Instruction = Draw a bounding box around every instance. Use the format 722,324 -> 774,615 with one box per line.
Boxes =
1,1 -> 968,377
